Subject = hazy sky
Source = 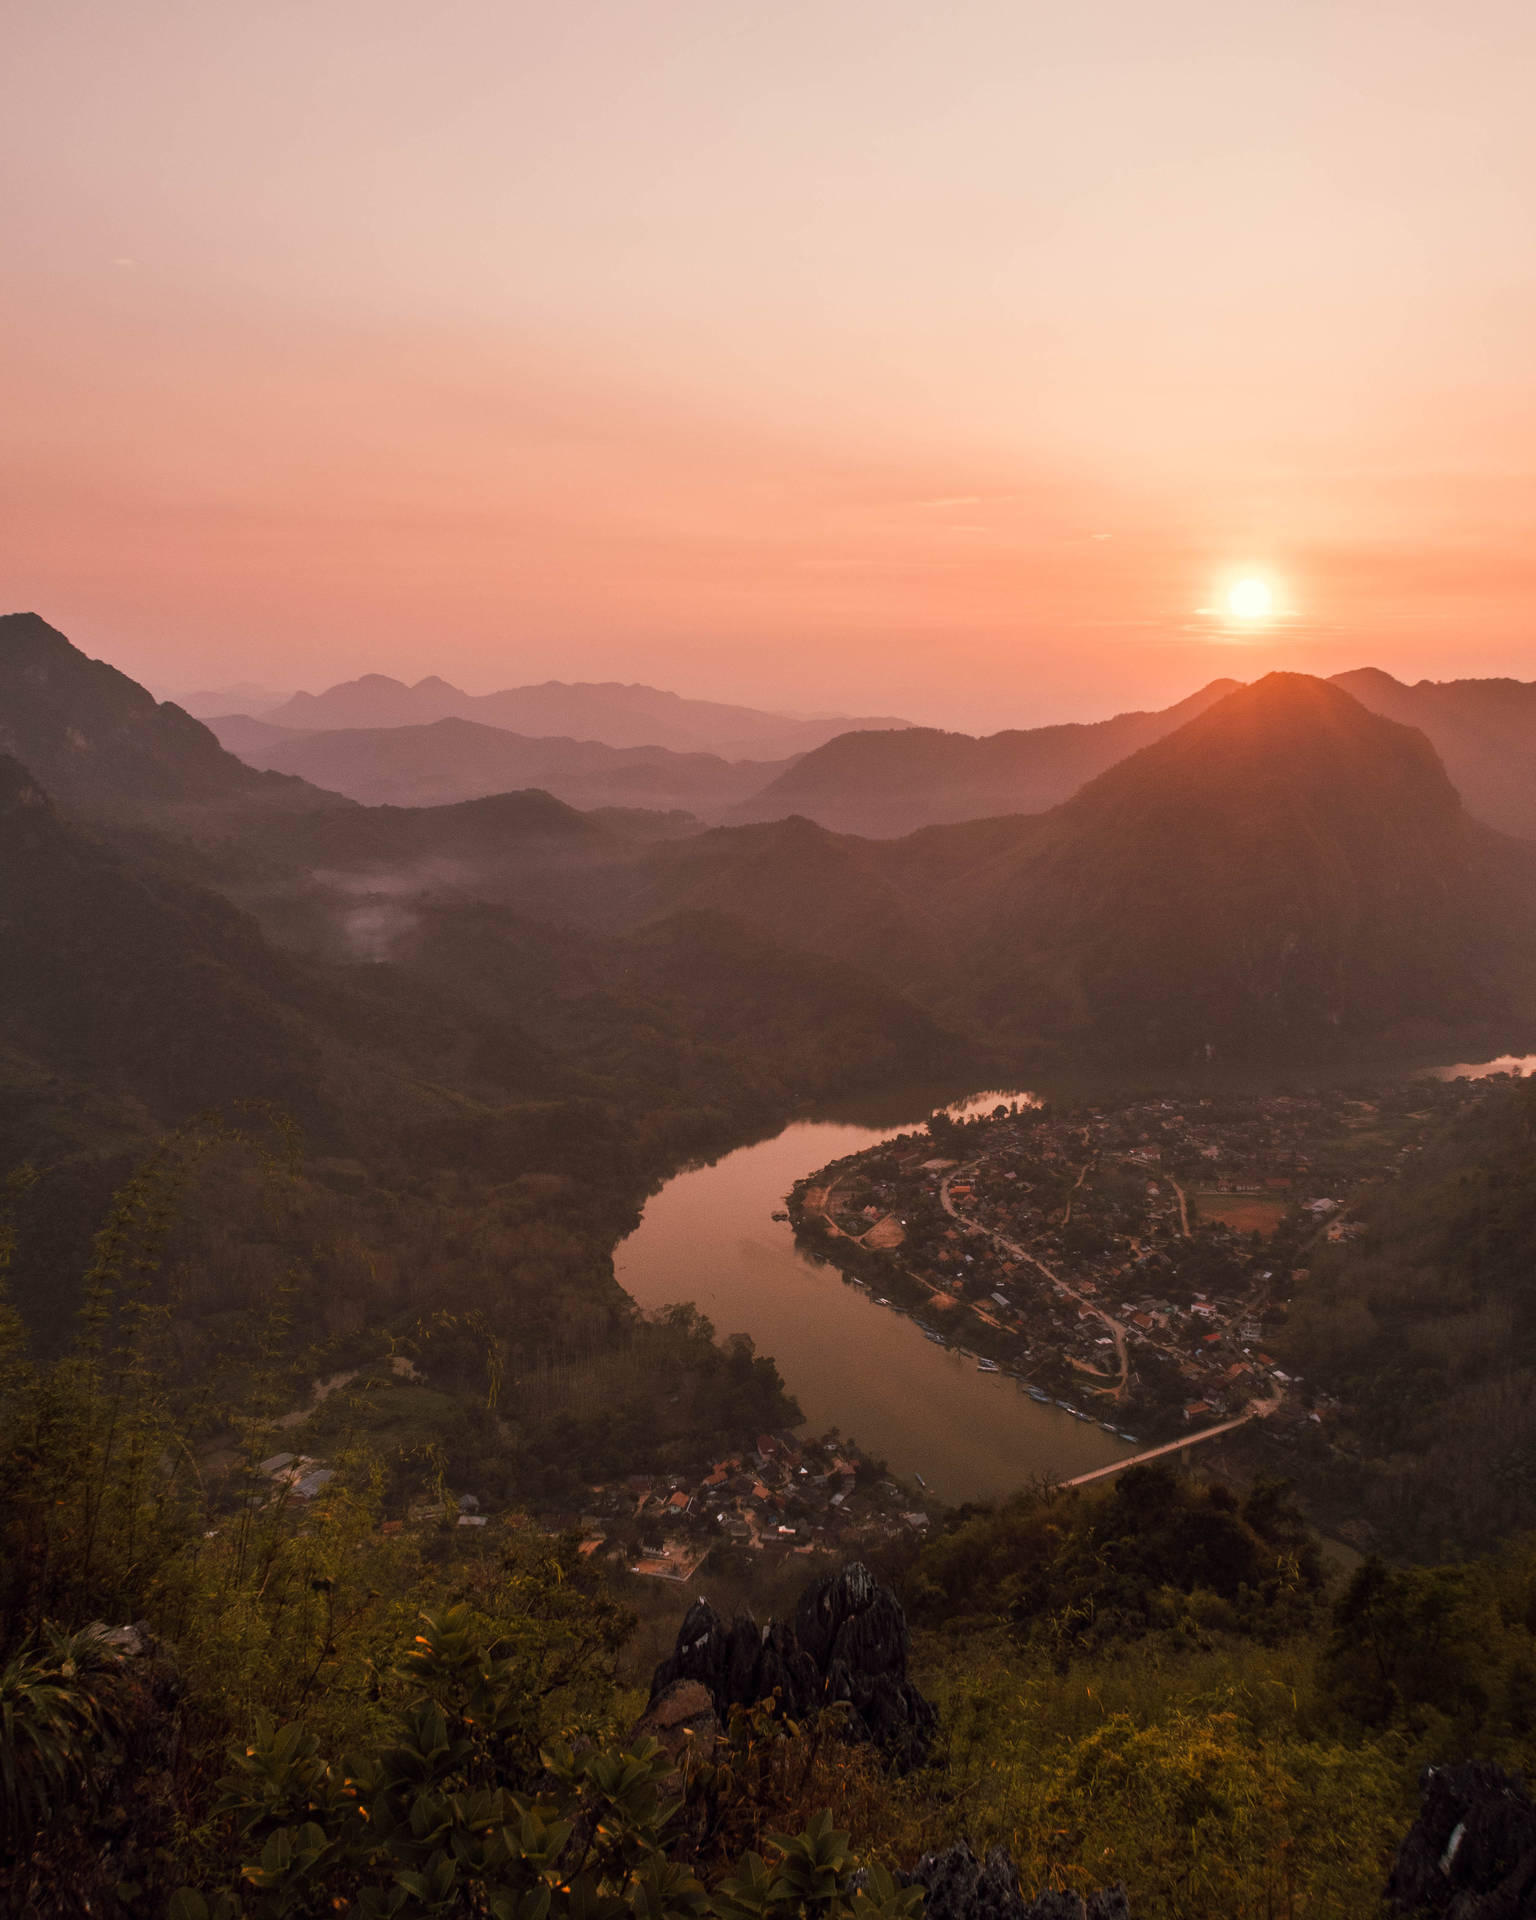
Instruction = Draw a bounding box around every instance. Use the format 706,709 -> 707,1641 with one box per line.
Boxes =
5,1 -> 1536,729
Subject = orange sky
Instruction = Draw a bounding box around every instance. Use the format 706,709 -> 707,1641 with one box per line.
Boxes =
4,2 -> 1536,730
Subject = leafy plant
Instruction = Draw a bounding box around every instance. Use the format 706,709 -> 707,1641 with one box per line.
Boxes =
180,1610 -> 924,1920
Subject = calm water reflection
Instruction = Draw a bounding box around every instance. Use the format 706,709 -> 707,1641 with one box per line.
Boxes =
615,1055 -> 1530,1507
613,1089 -> 1128,1505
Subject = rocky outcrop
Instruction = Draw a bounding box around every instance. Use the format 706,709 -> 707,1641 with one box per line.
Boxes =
648,1562 -> 936,1764
628,1678 -> 720,1790
1386,1761 -> 1536,1917
902,1841 -> 1130,1920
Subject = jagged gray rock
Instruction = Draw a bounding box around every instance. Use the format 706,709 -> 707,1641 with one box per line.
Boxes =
649,1563 -> 935,1763
1386,1760 -> 1536,1917
900,1840 -> 1129,1920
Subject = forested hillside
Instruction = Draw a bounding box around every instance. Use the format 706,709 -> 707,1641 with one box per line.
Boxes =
635,676 -> 1536,1061
1276,1072 -> 1536,1557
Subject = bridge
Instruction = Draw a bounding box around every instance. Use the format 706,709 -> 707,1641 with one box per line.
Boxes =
1059,1407 -> 1262,1489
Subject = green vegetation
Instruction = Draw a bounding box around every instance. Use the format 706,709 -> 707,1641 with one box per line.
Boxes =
13,619 -> 1536,1914
902,1468 -> 1324,1656
1280,1074 -> 1536,1556
862,1480 -> 1536,1918
7,1168 -> 1536,1920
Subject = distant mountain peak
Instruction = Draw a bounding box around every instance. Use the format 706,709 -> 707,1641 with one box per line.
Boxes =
1070,670 -> 1459,827
729,676 -> 1246,836
1331,665 -> 1406,692
260,670 -> 912,760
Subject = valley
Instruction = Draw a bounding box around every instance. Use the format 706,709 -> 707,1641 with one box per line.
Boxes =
17,19 -> 1536,1907
9,612 -> 1536,1914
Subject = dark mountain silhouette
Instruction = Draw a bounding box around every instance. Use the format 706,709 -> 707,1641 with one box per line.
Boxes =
1329,666 -> 1536,840
0,612 -> 345,825
622,676 -> 1536,1059
944,672 -> 1536,1053
0,618 -> 684,925
0,742 -> 963,1187
0,620 -> 967,1169
10,616 -> 1536,1075
207,711 -> 785,818
0,750 -> 332,1122
262,672 -> 911,760
730,681 -> 1241,835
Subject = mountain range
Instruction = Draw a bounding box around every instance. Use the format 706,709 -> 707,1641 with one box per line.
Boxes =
725,667 -> 1536,842
610,675 -> 1536,1058
1329,667 -> 1536,840
247,671 -> 912,760
0,614 -> 964,1174
7,611 -> 1536,1085
727,681 -> 1243,833
208,712 -> 785,818
201,661 -> 1536,845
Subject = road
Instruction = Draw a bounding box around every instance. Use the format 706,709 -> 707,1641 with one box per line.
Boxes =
940,1161 -> 1130,1400
1162,1169 -> 1191,1237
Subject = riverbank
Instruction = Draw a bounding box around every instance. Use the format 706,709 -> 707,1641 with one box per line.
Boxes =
613,1091 -> 1130,1504
783,1075 -> 1493,1484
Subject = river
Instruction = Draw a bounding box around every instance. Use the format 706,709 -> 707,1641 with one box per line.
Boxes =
614,1055 -> 1536,1508
613,1086 -> 1129,1504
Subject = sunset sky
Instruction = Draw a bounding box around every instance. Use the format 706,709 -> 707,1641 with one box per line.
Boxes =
5,1 -> 1536,731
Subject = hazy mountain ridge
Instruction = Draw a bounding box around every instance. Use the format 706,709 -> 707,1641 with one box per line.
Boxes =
170,649 -> 1536,845
207,711 -> 787,818
721,667 -> 1536,843
1329,665 -> 1536,840
728,680 -> 1243,835
9,615 -> 1536,1070
0,621 -> 967,1152
262,669 -> 912,760
619,675 -> 1536,1059
951,673 -> 1536,1052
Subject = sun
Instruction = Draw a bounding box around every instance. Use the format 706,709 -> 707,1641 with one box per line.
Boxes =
1228,577 -> 1274,621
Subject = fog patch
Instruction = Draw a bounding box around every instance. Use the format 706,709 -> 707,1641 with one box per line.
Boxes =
339,897 -> 419,961
310,860 -> 472,962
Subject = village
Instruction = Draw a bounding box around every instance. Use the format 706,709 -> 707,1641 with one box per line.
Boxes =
567,1429 -> 936,1580
239,1074 -> 1497,1587
786,1075 -> 1489,1452
248,1431 -> 934,1586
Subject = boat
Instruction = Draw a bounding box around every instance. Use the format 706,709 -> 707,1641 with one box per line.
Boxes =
1098,1420 -> 1119,1434
914,1472 -> 927,1488
771,1210 -> 789,1222
1070,1408 -> 1092,1422
977,1358 -> 1000,1373
1027,1387 -> 1050,1402
1116,1431 -> 1139,1444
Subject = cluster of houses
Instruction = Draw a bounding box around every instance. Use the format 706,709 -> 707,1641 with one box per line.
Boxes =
789,1078 -> 1487,1445
570,1431 -> 932,1581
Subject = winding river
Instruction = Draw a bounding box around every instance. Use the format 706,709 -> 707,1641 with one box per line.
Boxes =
613,1086 -> 1128,1504
615,1057 -> 1536,1508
